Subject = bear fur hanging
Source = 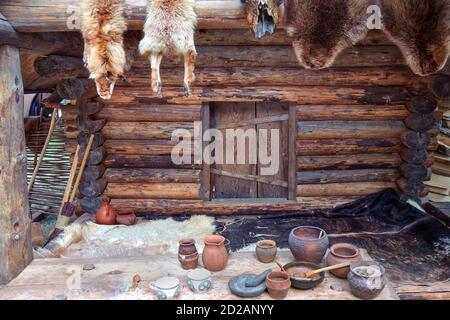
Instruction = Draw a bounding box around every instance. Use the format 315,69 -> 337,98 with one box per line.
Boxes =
281,0 -> 371,69
242,0 -> 282,38
80,0 -> 127,100
139,0 -> 197,97
380,0 -> 450,76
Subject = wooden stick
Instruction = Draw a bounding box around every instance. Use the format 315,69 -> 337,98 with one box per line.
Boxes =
69,134 -> 94,202
297,262 -> 351,279
28,109 -> 58,192
59,144 -> 80,214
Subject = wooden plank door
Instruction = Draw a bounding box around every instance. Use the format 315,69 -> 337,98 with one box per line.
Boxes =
256,102 -> 289,198
211,102 -> 257,198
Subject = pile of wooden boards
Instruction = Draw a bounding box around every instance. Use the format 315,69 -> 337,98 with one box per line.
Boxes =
426,110 -> 450,202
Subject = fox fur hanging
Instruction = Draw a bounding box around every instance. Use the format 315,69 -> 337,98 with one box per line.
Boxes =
80,0 -> 127,100
380,0 -> 450,76
281,0 -> 371,70
242,0 -> 282,38
139,0 -> 197,97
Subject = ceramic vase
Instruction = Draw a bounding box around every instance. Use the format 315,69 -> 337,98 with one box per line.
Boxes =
202,235 -> 228,272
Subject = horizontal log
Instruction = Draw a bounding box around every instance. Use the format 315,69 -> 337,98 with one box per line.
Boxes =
56,78 -> 97,100
131,45 -> 406,69
296,138 -> 402,156
400,148 -> 428,165
110,197 -> 359,215
105,183 -> 200,200
77,132 -> 105,148
66,121 -> 195,140
296,104 -> 409,121
80,196 -> 103,214
106,86 -> 412,105
62,103 -> 202,122
34,55 -> 86,78
297,169 -> 399,184
401,131 -> 431,149
104,155 -> 201,169
296,182 -> 396,197
297,121 -> 405,140
396,178 -> 424,200
81,164 -> 106,182
432,74 -> 450,100
122,66 -> 425,90
407,96 -> 437,114
66,139 -> 195,156
399,163 -> 431,181
297,154 -> 402,171
68,145 -> 106,166
194,29 -> 392,47
105,168 -> 200,183
79,177 -> 107,198
404,113 -> 436,132
76,117 -> 106,134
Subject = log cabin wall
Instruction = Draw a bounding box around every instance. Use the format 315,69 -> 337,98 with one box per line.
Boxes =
59,29 -> 434,215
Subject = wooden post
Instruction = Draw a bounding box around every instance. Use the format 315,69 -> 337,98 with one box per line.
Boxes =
0,15 -> 32,284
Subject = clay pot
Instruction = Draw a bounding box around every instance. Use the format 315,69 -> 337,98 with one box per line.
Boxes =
288,226 -> 329,263
347,261 -> 386,300
255,240 -> 277,263
265,271 -> 291,300
326,243 -> 362,278
179,238 -> 198,256
95,197 -> 116,225
116,213 -> 136,226
178,239 -> 199,270
202,235 -> 228,272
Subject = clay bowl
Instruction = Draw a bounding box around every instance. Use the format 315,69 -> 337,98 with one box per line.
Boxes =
283,261 -> 325,290
326,243 -> 361,278
347,261 -> 386,300
255,240 -> 277,263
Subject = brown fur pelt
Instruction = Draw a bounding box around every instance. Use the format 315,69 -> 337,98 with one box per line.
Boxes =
139,0 -> 197,96
80,0 -> 127,100
242,0 -> 282,38
380,0 -> 450,76
282,0 -> 371,69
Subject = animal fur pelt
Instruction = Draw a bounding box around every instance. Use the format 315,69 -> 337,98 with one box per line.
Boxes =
281,0 -> 371,69
380,0 -> 450,76
139,0 -> 197,97
80,0 -> 127,100
242,0 -> 282,38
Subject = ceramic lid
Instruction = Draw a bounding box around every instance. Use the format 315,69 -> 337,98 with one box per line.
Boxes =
187,268 -> 211,281
155,276 -> 180,289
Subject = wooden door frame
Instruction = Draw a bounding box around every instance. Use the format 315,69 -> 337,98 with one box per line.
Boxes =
200,102 -> 298,202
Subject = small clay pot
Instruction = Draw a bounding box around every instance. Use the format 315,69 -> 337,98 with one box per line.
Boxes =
326,243 -> 362,278
347,261 -> 386,300
265,271 -> 291,300
178,252 -> 199,270
116,213 -> 136,226
179,239 -> 198,256
288,226 -> 329,263
255,240 -> 277,263
96,197 -> 116,225
202,235 -> 228,272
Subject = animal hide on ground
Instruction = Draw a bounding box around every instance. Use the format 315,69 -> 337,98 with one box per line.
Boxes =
281,0 -> 371,69
380,0 -> 450,76
139,0 -> 197,96
80,0 -> 127,99
242,0 -> 282,38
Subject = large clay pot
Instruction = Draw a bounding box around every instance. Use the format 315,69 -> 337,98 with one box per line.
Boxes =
202,235 -> 228,272
265,271 -> 291,300
326,243 -> 362,278
288,226 -> 329,263
347,261 -> 386,300
96,197 -> 116,225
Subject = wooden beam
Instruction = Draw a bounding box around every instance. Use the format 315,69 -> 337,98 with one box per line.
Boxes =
0,19 -> 33,284
0,0 -> 246,32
